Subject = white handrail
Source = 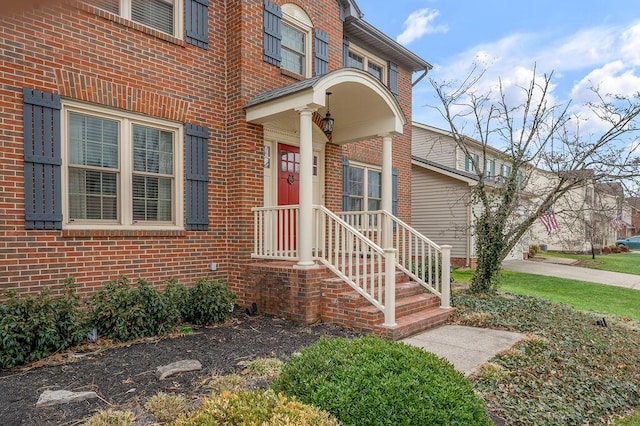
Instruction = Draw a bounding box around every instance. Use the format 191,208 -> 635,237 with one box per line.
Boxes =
339,210 -> 451,308
314,206 -> 396,326
251,205 -> 397,326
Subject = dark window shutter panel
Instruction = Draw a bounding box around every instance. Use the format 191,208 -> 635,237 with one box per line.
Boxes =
186,0 -> 209,49
186,123 -> 209,231
342,157 -> 349,211
389,61 -> 399,97
263,0 -> 282,66
314,28 -> 329,76
23,88 -> 62,230
342,36 -> 350,67
392,167 -> 399,217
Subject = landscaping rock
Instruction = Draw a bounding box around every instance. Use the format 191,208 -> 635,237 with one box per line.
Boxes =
156,359 -> 202,380
36,390 -> 98,408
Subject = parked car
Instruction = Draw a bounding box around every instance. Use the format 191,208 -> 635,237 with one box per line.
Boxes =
615,236 -> 640,249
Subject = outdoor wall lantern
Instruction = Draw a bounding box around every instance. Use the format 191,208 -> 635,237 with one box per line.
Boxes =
322,91 -> 334,136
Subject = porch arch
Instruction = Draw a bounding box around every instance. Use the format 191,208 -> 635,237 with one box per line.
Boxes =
245,68 -> 405,267
245,68 -> 406,144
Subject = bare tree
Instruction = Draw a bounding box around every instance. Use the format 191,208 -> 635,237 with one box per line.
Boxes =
431,65 -> 640,293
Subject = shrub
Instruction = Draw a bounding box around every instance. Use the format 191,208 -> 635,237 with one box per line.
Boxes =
85,409 -> 135,426
172,390 -> 340,426
619,245 -> 630,253
88,277 -> 182,342
182,279 -> 236,325
0,280 -> 85,368
145,392 -> 190,423
271,336 -> 492,426
528,244 -> 540,258
603,246 -> 612,254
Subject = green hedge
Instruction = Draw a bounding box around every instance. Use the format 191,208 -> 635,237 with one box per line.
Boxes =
0,279 -> 85,368
0,277 -> 237,368
272,336 -> 492,426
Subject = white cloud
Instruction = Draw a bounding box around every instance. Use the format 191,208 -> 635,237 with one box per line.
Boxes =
416,21 -> 640,134
396,8 -> 447,45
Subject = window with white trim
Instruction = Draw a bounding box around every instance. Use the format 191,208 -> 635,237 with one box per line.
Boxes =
345,43 -> 387,83
281,4 -> 312,77
63,103 -> 183,228
83,0 -> 182,37
484,158 -> 495,181
344,163 -> 382,212
465,153 -> 480,173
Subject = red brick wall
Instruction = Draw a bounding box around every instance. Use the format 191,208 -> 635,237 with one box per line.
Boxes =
0,2 -> 228,297
0,0 -> 419,304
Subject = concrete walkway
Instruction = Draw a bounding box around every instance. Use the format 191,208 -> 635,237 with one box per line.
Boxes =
403,256 -> 640,378
403,325 -> 523,376
502,258 -> 640,290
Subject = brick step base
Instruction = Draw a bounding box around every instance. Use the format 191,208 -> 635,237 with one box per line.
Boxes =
320,274 -> 453,340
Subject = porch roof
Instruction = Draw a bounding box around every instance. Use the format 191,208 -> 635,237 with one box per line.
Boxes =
244,68 -> 406,145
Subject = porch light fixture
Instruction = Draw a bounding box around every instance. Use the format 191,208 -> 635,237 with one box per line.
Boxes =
322,91 -> 334,136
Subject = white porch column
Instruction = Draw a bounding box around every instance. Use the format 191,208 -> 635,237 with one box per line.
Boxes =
381,134 -> 393,248
296,107 -> 315,268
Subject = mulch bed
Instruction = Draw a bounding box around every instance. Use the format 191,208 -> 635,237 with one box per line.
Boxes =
0,313 -> 362,425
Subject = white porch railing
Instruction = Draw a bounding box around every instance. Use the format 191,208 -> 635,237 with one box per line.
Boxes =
252,205 -> 397,326
252,205 -> 299,260
340,210 -> 450,308
251,206 -> 451,325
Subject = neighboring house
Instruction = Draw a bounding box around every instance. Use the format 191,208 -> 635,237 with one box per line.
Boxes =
530,176 -> 634,252
411,122 -> 528,267
1,0 -> 449,338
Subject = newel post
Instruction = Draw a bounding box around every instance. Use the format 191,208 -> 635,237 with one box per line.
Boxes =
383,247 -> 397,327
441,245 -> 452,308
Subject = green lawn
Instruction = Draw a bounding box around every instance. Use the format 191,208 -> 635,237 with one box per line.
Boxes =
542,251 -> 640,275
452,268 -> 640,321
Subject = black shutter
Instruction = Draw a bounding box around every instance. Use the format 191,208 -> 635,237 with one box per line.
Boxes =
186,123 -> 209,231
392,167 -> 398,217
186,0 -> 209,49
314,28 -> 329,76
342,157 -> 350,211
23,88 -> 62,230
389,61 -> 399,97
263,0 -> 282,66
342,36 -> 350,67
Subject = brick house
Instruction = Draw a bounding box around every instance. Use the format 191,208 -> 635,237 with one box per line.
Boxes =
1,0 -> 451,338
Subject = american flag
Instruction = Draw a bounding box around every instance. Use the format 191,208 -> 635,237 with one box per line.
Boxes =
540,208 -> 559,236
611,214 -> 624,231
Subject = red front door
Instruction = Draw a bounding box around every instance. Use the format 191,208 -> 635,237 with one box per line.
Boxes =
278,144 -> 300,250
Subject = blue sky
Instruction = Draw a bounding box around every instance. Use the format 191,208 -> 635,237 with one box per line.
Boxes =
358,1 -> 640,130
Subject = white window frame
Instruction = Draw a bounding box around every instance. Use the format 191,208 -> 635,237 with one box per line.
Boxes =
347,43 -> 387,83
61,101 -> 184,230
281,4 -> 312,78
465,153 -> 480,173
344,161 -> 382,212
85,0 -> 183,39
484,158 -> 495,180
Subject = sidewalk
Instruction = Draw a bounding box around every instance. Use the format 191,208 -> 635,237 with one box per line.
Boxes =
403,325 -> 523,377
502,258 -> 640,290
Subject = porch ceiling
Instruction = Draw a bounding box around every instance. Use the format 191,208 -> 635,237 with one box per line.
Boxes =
244,68 -> 406,144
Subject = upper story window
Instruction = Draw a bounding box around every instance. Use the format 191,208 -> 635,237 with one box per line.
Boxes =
464,153 -> 480,173
281,4 -> 312,77
484,158 -> 495,181
345,43 -> 387,83
63,102 -> 184,229
84,0 -> 182,38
